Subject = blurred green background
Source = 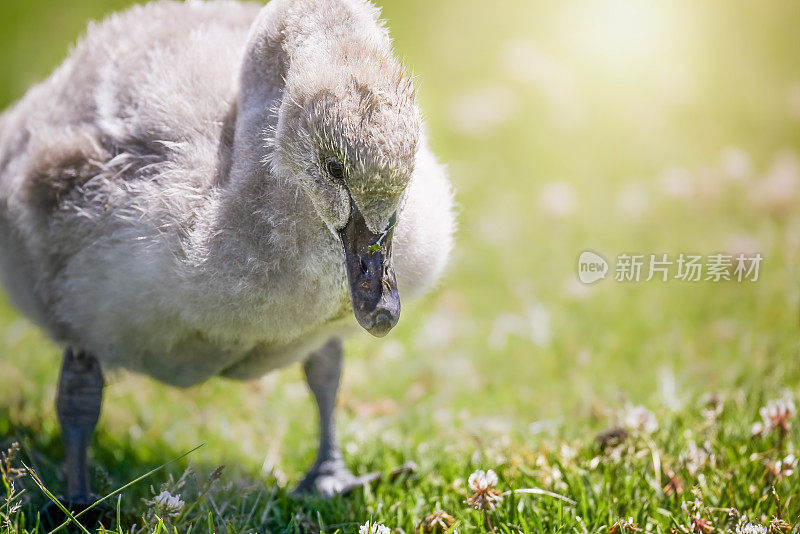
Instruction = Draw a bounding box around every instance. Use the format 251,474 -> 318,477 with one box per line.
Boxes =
1,0 -> 800,520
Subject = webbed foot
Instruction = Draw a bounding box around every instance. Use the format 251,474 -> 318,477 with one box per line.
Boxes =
292,460 -> 416,497
292,458 -> 380,497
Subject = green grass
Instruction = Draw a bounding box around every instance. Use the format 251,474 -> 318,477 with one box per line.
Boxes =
2,0 -> 800,532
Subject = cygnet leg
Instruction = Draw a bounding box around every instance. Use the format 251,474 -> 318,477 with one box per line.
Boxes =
292,338 -> 380,496
56,347 -> 104,502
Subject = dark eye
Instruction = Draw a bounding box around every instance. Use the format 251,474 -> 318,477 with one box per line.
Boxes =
326,159 -> 345,181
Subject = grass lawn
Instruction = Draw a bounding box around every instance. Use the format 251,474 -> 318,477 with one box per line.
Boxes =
2,0 -> 800,532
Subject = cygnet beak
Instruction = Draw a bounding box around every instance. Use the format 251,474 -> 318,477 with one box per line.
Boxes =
338,202 -> 400,337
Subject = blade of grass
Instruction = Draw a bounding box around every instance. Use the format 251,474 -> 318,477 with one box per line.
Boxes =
47,444 -> 204,534
116,494 -> 121,532
502,488 -> 577,505
22,462 -> 91,534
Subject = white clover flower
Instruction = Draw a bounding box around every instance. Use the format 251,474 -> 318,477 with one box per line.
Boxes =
153,490 -> 184,516
610,517 -> 642,533
681,498 -> 713,533
735,521 -> 768,534
679,441 -> 714,477
622,405 -> 658,435
418,510 -> 455,533
539,181 -> 577,219
359,521 -> 391,534
699,392 -> 723,421
466,469 -> 503,510
449,84 -> 516,136
656,166 -> 694,199
749,152 -> 800,217
468,469 -> 498,492
720,147 -> 752,182
758,396 -> 796,435
615,182 -> 650,219
750,421 -> 765,437
771,454 -> 797,479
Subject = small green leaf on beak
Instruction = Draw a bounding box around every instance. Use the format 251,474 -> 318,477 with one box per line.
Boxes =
368,243 -> 380,254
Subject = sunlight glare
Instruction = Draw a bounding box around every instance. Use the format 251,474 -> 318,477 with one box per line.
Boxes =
561,0 -> 676,74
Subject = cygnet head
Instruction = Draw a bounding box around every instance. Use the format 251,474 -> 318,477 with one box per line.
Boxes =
271,47 -> 421,337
